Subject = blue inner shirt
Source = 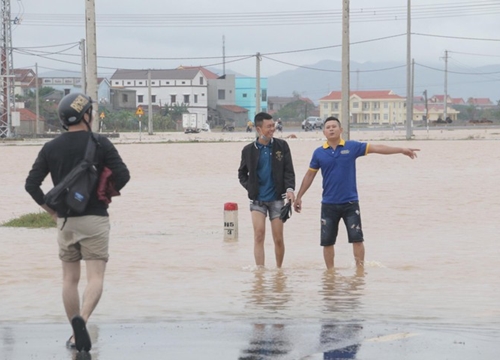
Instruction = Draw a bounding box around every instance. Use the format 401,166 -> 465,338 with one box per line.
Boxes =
256,139 -> 276,201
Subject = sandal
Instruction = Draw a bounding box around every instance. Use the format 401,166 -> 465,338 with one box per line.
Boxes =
71,315 -> 92,352
66,336 -> 76,349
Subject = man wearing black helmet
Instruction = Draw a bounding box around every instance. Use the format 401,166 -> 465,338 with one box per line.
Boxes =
25,93 -> 130,352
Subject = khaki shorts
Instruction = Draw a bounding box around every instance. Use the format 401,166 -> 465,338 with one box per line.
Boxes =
57,216 -> 110,262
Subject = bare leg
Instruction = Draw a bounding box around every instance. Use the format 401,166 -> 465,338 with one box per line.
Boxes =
353,242 -> 365,267
251,211 -> 266,267
323,245 -> 335,270
62,261 -> 81,321
80,260 -> 106,322
270,218 -> 285,268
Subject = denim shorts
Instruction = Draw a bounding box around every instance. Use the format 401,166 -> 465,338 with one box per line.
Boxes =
320,201 -> 364,246
250,199 -> 284,221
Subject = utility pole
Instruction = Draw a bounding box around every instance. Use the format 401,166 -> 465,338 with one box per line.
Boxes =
35,62 -> 39,136
1,0 -> 14,138
80,38 -> 86,94
85,0 -> 99,132
256,52 -> 261,115
341,0 -> 350,140
405,0 -> 413,139
423,89 -> 429,133
443,50 -> 448,122
410,58 -> 415,129
148,69 -> 153,135
222,35 -> 226,76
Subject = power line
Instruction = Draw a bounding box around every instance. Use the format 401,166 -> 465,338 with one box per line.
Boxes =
262,55 -> 406,73
17,2 -> 500,28
14,41 -> 80,49
413,33 -> 500,42
448,50 -> 500,58
415,62 -> 500,75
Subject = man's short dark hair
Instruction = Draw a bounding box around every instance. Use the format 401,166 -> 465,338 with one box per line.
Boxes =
324,116 -> 341,127
254,112 -> 273,128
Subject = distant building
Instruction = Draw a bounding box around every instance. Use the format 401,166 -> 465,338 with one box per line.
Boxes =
14,104 -> 46,135
413,103 -> 459,122
414,94 -> 461,121
39,71 -> 83,96
217,104 -> 249,127
110,68 -> 209,123
13,69 -> 39,97
235,77 -> 268,122
467,97 -> 495,109
319,90 -> 406,125
38,71 -> 110,106
109,88 -> 137,110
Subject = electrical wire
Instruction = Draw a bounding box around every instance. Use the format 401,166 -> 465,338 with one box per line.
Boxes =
14,42 -> 80,49
262,55 -> 407,73
414,33 -> 500,42
415,62 -> 500,75
18,2 -> 500,27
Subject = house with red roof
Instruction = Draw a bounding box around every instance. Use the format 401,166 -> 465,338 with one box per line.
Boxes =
15,106 -> 46,135
13,68 -> 40,97
467,97 -> 495,109
412,103 -> 459,122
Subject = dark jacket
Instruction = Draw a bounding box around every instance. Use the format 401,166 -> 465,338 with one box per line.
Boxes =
25,131 -> 130,218
238,137 -> 295,201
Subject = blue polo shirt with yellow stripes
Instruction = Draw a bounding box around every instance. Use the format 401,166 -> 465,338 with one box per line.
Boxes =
309,139 -> 369,204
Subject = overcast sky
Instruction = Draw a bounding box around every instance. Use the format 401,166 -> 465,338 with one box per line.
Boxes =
10,0 -> 500,79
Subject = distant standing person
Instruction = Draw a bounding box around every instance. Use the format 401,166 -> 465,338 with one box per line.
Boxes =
294,116 -> 419,269
25,93 -> 130,352
238,112 -> 295,268
246,120 -> 254,133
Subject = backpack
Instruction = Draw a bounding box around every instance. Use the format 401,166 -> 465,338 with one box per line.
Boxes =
44,133 -> 100,215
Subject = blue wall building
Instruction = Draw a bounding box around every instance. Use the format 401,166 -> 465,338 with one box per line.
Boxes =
235,77 -> 268,122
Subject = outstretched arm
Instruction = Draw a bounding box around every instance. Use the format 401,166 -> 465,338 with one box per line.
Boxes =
294,169 -> 318,213
368,144 -> 420,159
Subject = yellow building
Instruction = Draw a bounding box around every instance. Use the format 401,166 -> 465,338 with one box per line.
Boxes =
319,90 -> 407,125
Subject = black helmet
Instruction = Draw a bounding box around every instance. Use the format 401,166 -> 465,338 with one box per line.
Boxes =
57,93 -> 93,129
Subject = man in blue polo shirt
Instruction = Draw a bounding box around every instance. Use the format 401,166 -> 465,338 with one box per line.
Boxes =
294,116 -> 419,269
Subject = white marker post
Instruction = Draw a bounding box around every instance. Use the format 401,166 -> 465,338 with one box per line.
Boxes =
223,202 -> 238,241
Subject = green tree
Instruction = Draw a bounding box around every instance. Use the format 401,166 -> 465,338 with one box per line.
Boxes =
162,103 -> 188,122
275,99 -> 312,122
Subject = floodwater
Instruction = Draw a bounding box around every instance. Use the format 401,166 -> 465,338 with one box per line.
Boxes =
1,133 -> 499,359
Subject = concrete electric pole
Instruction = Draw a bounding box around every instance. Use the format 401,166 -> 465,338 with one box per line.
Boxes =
443,50 -> 448,122
85,0 -> 99,132
148,69 -> 153,135
406,0 -> 413,139
341,0 -> 350,140
256,52 -> 261,116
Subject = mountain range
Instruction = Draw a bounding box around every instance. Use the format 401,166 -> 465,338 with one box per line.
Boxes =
264,59 -> 500,104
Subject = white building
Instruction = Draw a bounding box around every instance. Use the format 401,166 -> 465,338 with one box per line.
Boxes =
110,69 -> 209,122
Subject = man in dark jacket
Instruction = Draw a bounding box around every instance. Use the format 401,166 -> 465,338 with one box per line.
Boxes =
238,112 -> 295,268
25,93 -> 130,352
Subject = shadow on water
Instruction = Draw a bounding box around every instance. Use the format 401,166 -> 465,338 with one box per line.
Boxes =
247,269 -> 291,312
318,267 -> 366,359
2,327 -> 14,360
239,269 -> 293,359
239,268 -> 366,359
238,323 -> 292,360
